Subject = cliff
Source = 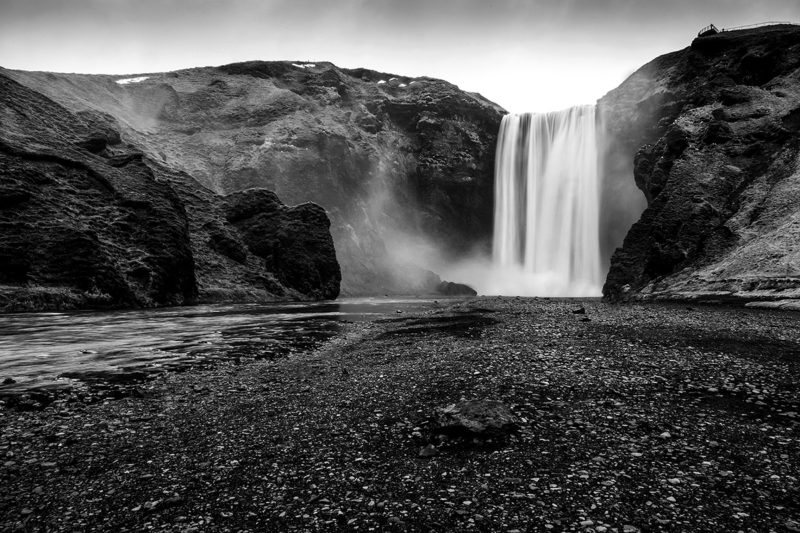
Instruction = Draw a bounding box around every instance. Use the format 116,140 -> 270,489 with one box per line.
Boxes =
600,24 -> 800,302
0,73 -> 340,312
3,62 -> 504,295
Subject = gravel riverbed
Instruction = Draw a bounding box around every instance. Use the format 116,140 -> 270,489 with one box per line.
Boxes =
1,298 -> 798,532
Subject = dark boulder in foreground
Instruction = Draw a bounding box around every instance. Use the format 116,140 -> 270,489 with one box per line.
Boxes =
601,25 -> 800,302
432,399 -> 520,441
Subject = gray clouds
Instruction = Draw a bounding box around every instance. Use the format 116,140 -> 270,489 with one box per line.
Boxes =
1,0 -> 798,110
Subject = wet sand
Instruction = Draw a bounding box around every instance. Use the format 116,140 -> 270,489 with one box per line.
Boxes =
1,298 -> 798,532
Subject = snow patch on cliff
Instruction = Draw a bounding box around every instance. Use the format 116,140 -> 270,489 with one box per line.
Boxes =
116,76 -> 150,85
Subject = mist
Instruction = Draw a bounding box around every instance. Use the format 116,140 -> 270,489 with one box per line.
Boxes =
371,98 -> 650,298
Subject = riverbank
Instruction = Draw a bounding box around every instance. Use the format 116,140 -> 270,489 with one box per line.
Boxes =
1,298 -> 798,532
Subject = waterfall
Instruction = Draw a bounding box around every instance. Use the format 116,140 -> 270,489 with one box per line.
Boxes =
491,105 -> 602,296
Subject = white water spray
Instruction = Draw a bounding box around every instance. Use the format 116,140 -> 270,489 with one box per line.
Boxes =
490,105 -> 602,296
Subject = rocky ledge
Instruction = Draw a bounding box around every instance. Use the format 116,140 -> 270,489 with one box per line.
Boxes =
601,25 -> 800,302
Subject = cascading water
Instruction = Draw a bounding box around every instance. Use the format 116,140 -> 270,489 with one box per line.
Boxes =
491,105 -> 602,296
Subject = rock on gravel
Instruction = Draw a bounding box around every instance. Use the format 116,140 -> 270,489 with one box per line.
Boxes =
432,399 -> 520,441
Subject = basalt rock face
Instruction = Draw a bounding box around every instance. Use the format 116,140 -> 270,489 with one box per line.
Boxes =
600,25 -> 800,302
4,62 -> 505,295
0,73 -> 339,311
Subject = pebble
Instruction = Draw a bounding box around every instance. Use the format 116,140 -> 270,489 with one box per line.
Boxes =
2,298 -> 798,532
419,444 -> 437,457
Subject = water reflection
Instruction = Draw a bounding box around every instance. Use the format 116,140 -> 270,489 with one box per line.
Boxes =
0,297 -> 440,393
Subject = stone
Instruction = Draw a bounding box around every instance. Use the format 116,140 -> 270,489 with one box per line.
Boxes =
432,399 -> 520,440
436,281 -> 478,296
419,444 -> 438,457
222,189 -> 341,300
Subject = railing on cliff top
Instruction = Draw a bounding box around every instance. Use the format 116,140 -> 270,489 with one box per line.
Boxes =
698,21 -> 799,37
698,24 -> 719,36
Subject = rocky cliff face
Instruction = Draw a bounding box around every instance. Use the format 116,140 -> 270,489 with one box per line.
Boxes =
600,25 -> 800,302
0,73 -> 339,311
4,62 -> 504,295
221,189 -> 340,300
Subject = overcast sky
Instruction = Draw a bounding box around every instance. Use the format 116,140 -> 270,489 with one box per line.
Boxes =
1,0 -> 798,112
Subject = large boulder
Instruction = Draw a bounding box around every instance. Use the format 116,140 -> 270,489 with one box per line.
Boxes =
222,189 -> 341,300
436,281 -> 478,296
432,399 -> 520,441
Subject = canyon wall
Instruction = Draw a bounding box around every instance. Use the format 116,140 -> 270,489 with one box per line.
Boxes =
4,62 -> 504,295
600,25 -> 800,302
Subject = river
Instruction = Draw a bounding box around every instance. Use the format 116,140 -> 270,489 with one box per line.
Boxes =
0,297 -> 443,394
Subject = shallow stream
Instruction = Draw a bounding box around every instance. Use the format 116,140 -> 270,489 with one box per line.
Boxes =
0,297 -> 442,394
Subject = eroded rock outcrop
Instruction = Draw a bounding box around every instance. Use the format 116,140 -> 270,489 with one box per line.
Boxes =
3,62 -> 504,294
0,73 -> 340,311
600,25 -> 800,302
222,189 -> 340,300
